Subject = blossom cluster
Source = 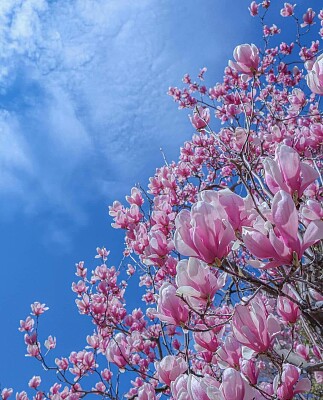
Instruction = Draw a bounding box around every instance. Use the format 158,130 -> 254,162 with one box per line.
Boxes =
4,2 -> 323,400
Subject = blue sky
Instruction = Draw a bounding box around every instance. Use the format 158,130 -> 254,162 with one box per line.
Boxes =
0,0 -> 307,394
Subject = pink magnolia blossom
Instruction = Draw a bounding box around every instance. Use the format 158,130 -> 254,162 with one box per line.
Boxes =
1,389 -> 13,400
176,257 -> 226,309
154,355 -> 187,386
170,374 -> 189,400
263,144 -> 318,197
243,190 -> 323,268
229,44 -> 260,75
301,8 -> 316,28
174,200 -> 235,264
198,189 -> 253,232
105,333 -> 130,369
240,359 -> 259,385
194,324 -> 219,353
232,296 -> 281,353
280,3 -> 295,17
189,106 -> 210,130
306,54 -> 323,95
28,376 -> 41,389
277,286 -> 300,324
249,1 -> 259,16
219,368 -> 246,400
216,334 -> 242,368
154,282 -> 189,326
274,364 -> 311,399
44,335 -> 56,350
187,375 -> 220,400
137,383 -> 156,400
30,302 -> 49,316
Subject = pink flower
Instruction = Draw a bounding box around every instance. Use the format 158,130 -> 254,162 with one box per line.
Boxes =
176,258 -> 226,309
240,359 -> 259,385
155,282 -> 189,326
189,106 -> 210,130
229,44 -> 260,75
198,189 -> 253,232
249,1 -> 259,16
44,335 -> 56,350
216,334 -> 242,369
174,201 -> 235,264
187,375 -> 220,400
301,8 -> 316,28
277,286 -> 300,324
280,3 -> 295,17
171,374 -> 189,400
194,324 -> 219,353
105,333 -> 130,369
18,316 -> 34,332
28,376 -> 41,389
137,383 -> 156,400
30,302 -> 49,316
155,355 -> 187,386
263,144 -> 318,198
1,389 -> 13,400
243,191 -> 323,268
306,54 -> 323,95
232,296 -> 281,353
220,368 -> 246,400
274,364 -> 311,399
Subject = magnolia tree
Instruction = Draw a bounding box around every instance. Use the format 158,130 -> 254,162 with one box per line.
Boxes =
3,2 -> 323,399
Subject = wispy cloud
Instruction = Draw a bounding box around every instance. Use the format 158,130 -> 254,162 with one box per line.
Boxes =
0,0 -> 256,243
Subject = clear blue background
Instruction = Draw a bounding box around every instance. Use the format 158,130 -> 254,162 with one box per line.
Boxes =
0,0 -> 311,394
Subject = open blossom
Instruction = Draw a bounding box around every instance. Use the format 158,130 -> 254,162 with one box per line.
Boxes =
249,1 -> 259,16
263,144 -> 318,198
301,8 -> 315,27
30,302 -> 49,316
306,54 -> 323,95
1,389 -> 13,400
198,189 -> 253,232
280,3 -> 295,17
187,375 -> 220,400
216,334 -> 242,369
28,376 -> 41,389
228,44 -> 260,75
274,364 -> 311,399
232,296 -> 281,353
105,333 -> 130,369
277,286 -> 300,324
171,374 -> 189,400
189,106 -> 210,130
154,282 -> 189,326
155,355 -> 187,386
174,200 -> 235,264
137,383 -> 156,400
243,190 -> 323,268
44,335 -> 56,350
176,257 -> 226,309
